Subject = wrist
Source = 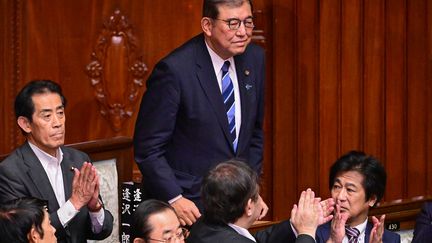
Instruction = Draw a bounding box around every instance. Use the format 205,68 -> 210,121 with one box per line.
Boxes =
70,197 -> 85,211
88,199 -> 103,212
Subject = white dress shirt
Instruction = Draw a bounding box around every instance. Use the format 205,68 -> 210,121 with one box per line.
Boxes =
28,142 -> 104,233
343,218 -> 367,243
205,40 -> 242,141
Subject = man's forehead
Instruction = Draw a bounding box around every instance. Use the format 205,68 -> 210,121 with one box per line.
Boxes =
31,93 -> 62,107
335,171 -> 365,185
217,1 -> 252,15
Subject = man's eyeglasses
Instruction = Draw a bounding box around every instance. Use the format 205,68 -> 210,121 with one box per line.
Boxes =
214,17 -> 255,30
147,227 -> 189,243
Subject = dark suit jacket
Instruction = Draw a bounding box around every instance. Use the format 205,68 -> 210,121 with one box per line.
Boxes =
0,142 -> 114,243
316,221 -> 400,243
412,202 -> 432,243
187,218 -> 315,243
133,34 -> 265,206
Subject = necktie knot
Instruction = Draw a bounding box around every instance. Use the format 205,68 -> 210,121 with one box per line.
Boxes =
222,61 -> 230,73
345,226 -> 360,242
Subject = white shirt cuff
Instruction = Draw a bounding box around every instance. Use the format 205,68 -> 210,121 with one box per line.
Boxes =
168,195 -> 183,204
89,209 -> 105,233
290,219 -> 299,237
58,200 -> 79,227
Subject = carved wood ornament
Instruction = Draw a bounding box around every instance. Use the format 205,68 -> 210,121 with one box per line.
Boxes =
86,9 -> 147,132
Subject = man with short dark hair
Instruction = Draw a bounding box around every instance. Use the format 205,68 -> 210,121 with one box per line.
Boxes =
0,197 -> 56,243
131,199 -> 187,243
0,80 -> 113,243
187,160 -> 334,243
316,151 -> 400,243
134,0 -> 266,226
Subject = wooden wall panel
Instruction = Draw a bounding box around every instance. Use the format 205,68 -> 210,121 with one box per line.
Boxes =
318,0 -> 341,200
385,0 -> 407,200
427,0 -> 432,196
406,0 -> 428,197
341,0 -> 362,152
252,0 -> 275,220
0,0 -> 24,153
296,0 -> 319,196
273,0 -> 432,219
272,0 -> 297,219
363,0 -> 385,163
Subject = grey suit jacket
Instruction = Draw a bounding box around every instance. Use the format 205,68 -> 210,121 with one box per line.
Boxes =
187,218 -> 316,243
0,142 -> 113,243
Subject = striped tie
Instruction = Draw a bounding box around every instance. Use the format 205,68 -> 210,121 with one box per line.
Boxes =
221,61 -> 237,152
345,226 -> 360,243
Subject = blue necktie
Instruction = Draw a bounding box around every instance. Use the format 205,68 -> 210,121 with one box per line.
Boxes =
221,61 -> 237,152
345,226 -> 360,243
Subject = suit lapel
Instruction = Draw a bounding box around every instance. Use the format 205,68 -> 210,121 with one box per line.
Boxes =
60,148 -> 74,201
365,221 -> 373,242
21,142 -> 60,211
195,35 -> 234,149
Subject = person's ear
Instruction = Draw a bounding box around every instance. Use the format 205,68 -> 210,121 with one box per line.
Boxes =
368,195 -> 377,207
17,116 -> 32,134
27,227 -> 40,243
133,238 -> 145,243
245,198 -> 253,217
201,17 -> 213,37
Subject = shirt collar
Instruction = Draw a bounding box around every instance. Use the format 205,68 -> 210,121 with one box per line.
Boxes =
205,39 -> 235,74
28,141 -> 63,168
228,223 -> 256,242
347,217 -> 368,240
353,217 -> 368,234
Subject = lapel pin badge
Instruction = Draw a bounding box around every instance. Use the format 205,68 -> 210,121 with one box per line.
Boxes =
244,70 -> 250,76
245,84 -> 253,90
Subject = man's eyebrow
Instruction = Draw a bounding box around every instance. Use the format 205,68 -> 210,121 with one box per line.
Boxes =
345,182 -> 358,188
162,226 -> 180,235
39,108 -> 54,113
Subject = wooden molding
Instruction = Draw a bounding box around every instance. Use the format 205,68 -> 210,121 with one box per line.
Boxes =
86,9 -> 147,132
252,9 -> 266,44
10,0 -> 23,150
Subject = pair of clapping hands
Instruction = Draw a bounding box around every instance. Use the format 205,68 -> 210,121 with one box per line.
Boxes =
291,189 -> 386,243
326,204 -> 385,243
69,162 -> 102,212
290,188 -> 335,238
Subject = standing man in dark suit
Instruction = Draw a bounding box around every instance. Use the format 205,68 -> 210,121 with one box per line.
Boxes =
412,202 -> 432,243
316,151 -> 400,243
187,160 -> 334,243
0,80 -> 113,243
134,0 -> 266,226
